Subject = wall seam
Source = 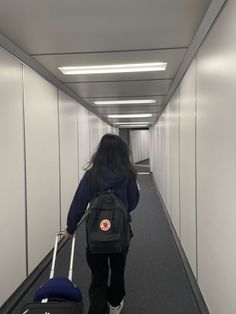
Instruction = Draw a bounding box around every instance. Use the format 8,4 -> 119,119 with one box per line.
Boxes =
167,107 -> 171,216
76,106 -> 80,182
170,102 -> 172,219
178,88 -> 181,240
57,89 -> 62,232
21,64 -> 29,276
89,113 -> 91,158
194,57 -> 199,281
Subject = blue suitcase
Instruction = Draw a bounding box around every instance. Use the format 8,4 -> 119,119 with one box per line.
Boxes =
21,215 -> 87,314
21,300 -> 83,314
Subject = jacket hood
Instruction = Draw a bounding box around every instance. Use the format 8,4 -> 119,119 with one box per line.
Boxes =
97,168 -> 126,189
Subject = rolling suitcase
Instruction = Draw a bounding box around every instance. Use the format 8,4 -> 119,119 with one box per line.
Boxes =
21,213 -> 88,314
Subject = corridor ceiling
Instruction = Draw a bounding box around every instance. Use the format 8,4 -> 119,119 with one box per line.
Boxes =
0,0 -> 213,127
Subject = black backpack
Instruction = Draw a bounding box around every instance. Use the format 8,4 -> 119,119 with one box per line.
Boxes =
86,189 -> 131,254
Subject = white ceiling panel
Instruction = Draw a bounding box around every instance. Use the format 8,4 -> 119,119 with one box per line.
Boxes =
66,79 -> 172,98
33,49 -> 186,82
0,0 -> 211,54
96,106 -> 160,114
109,117 -> 155,125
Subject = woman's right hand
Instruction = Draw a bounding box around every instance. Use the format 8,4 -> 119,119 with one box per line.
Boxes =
63,229 -> 73,239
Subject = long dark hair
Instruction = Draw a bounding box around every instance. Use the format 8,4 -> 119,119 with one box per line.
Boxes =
85,134 -> 137,190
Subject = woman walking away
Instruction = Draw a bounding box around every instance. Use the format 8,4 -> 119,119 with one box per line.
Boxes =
64,133 -> 140,314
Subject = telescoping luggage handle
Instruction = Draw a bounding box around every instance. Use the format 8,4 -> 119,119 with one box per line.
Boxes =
49,210 -> 89,281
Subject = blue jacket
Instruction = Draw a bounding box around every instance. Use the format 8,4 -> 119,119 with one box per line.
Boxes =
66,169 -> 140,234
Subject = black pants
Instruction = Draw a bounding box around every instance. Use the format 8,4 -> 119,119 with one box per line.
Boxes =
86,249 -> 128,314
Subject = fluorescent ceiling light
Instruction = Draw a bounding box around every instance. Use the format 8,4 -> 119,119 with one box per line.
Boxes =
114,122 -> 150,125
58,62 -> 167,75
108,114 -> 152,118
119,125 -> 150,128
94,99 -> 156,105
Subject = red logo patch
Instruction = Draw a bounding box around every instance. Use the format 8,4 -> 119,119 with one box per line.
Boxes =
100,219 -> 111,231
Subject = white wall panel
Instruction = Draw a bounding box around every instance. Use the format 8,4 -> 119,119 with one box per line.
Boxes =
145,131 -> 149,160
179,61 -> 197,275
140,131 -> 143,161
156,123 -> 161,188
113,127 -> 119,135
58,91 -> 79,230
144,130 -> 148,160
138,131 -> 142,161
157,107 -> 170,211
164,106 -> 171,213
129,130 -> 149,164
108,125 -> 113,134
78,105 -> 90,180
89,113 -> 99,158
152,127 -> 156,179
149,128 -> 154,173
129,131 -> 139,163
23,66 -> 60,273
196,1 -> 236,312
103,122 -> 108,135
95,116 -> 102,146
102,122 -> 105,135
160,115 -> 166,203
153,126 -> 157,181
0,49 -> 26,305
140,130 -> 149,161
170,90 -> 180,235
98,119 -> 105,142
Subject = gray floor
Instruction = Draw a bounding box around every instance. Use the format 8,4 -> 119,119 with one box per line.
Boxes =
12,161 -> 200,314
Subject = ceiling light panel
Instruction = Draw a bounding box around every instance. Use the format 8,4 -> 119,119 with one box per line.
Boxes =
58,62 -> 167,75
94,99 -> 156,105
114,122 -> 150,125
118,125 -> 150,128
108,114 -> 153,118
